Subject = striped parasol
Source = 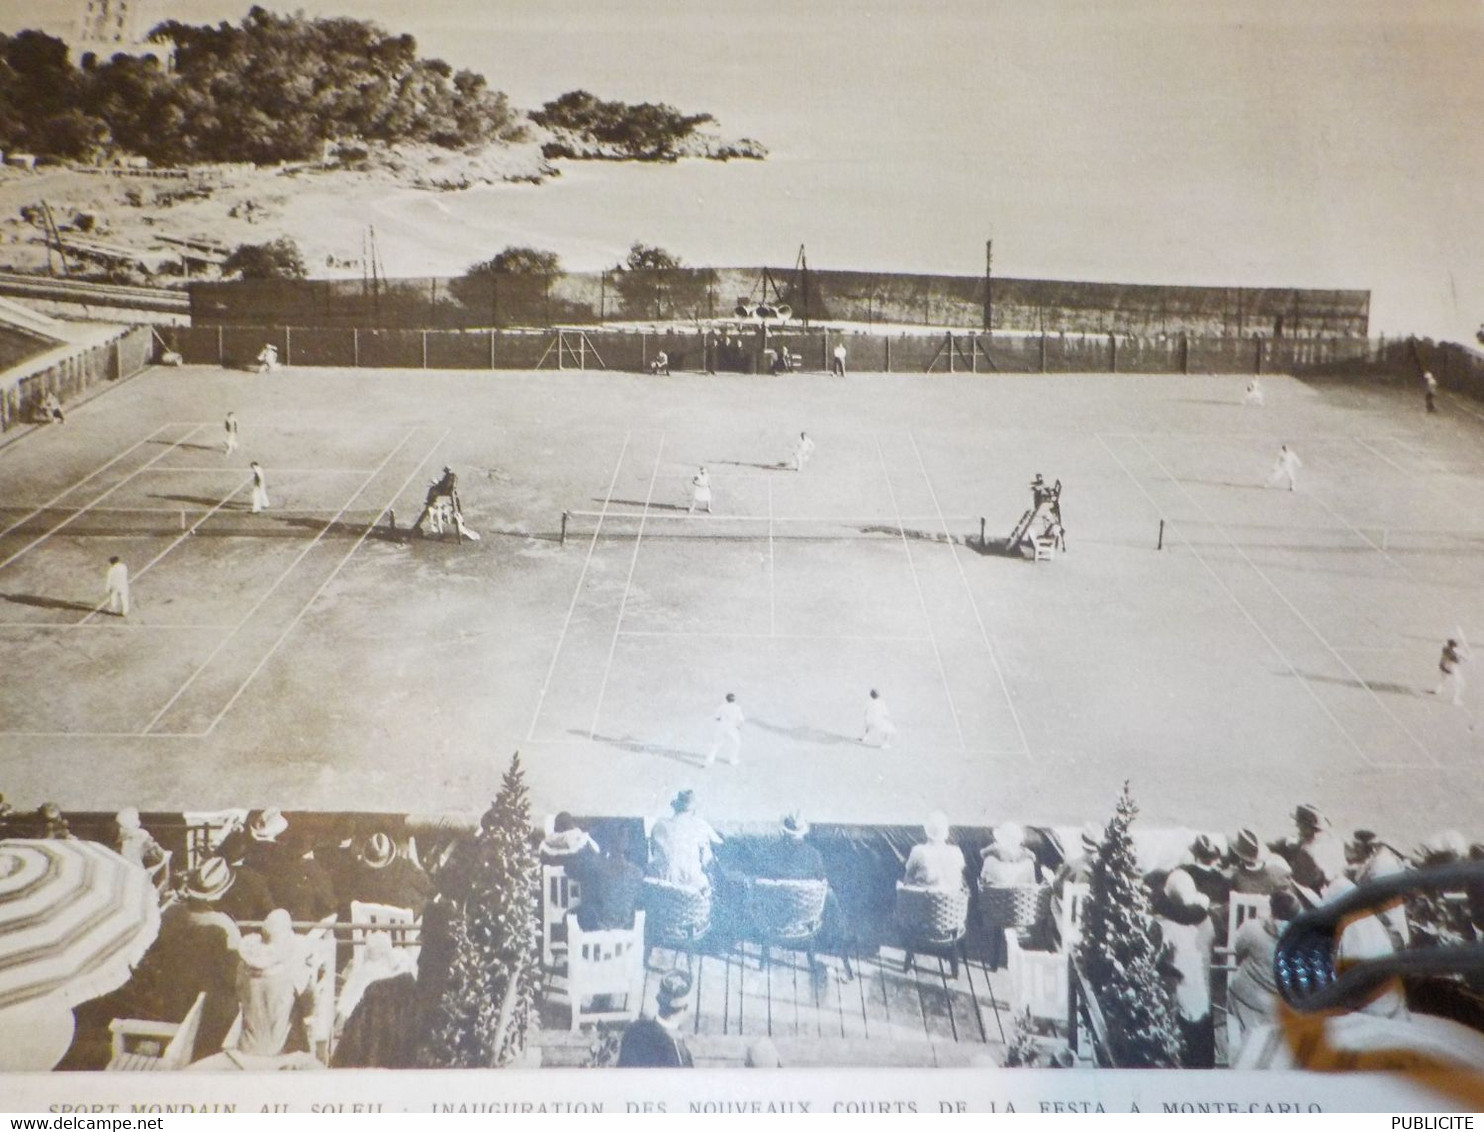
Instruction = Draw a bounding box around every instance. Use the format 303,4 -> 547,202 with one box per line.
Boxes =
0,839 -> 161,1011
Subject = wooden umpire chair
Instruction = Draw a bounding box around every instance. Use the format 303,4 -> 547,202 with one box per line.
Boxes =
565,911 -> 646,1030
541,865 -> 582,970
107,992 -> 206,1071
1005,932 -> 1069,1025
895,882 -> 970,979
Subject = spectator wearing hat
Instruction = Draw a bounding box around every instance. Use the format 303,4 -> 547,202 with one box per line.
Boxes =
1173,834 -> 1233,944
1155,869 -> 1215,1068
539,813 -> 601,866
331,932 -> 420,1069
112,808 -> 166,873
267,835 -> 338,923
980,823 -> 1040,966
122,857 -> 248,1056
1227,890 -> 1302,1045
341,832 -> 432,918
242,807 -> 293,871
648,790 -> 721,891
752,814 -> 827,881
1229,828 -> 1293,896
235,908 -> 324,1057
567,826 -> 644,932
197,854 -> 275,925
1287,804 -> 1345,896
617,970 -> 695,1068
904,812 -> 968,890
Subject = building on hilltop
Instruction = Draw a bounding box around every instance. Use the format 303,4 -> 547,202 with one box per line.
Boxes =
72,0 -> 174,71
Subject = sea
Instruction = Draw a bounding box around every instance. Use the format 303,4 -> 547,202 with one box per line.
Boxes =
4,0 -> 1482,339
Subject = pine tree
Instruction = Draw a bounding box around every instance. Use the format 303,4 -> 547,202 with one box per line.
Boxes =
418,752 -> 541,1068
1075,781 -> 1182,1068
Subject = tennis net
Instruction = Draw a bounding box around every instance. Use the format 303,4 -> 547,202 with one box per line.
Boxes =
0,506 -> 398,541
558,509 -> 977,546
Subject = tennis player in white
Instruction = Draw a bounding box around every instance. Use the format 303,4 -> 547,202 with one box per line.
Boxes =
706,692 -> 745,766
792,431 -> 815,472
689,466 -> 712,514
861,688 -> 897,748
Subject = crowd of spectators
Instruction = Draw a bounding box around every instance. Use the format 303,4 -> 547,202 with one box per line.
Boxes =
3,792 -> 1481,1071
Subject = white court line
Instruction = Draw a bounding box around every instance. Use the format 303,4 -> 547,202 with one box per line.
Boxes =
0,622 -> 235,630
618,630 -> 934,642
198,428 -> 454,737
141,428 -> 421,736
148,467 -> 380,474
909,430 -> 1032,760
0,424 -> 204,573
1132,434 -> 1439,769
875,436 -> 968,754
74,474 -> 254,627
526,433 -> 632,742
1300,486 -> 1414,579
588,436 -> 666,740
1096,432 -> 1380,769
0,423 -> 173,541
163,421 -> 414,430
1443,390 -> 1484,426
1352,437 -> 1409,474
0,730 -> 199,739
767,478 -> 776,636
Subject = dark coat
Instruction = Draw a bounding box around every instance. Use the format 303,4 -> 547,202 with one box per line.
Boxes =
331,973 -> 420,1069
617,1017 -> 693,1068
568,852 -> 643,932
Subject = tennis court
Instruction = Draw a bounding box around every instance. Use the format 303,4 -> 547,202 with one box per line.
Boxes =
0,363 -> 1479,839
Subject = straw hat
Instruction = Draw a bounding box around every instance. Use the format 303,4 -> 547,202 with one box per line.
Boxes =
360,832 -> 396,869
1189,834 -> 1223,865
1232,828 -> 1265,866
1293,804 -> 1326,832
184,857 -> 236,902
250,808 -> 288,841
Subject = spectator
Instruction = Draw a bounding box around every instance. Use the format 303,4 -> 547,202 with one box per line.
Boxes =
979,822 -> 1037,889
1229,828 -> 1293,896
903,811 -> 967,890
234,908 -> 322,1057
1044,823 -> 1100,945
752,814 -> 826,881
567,826 -> 644,931
189,855 -> 275,926
1175,833 -> 1233,943
1287,804 -> 1345,896
125,858 -> 248,1055
242,808 -> 294,875
648,790 -> 721,890
36,802 -> 73,840
617,970 -> 694,1068
267,835 -> 338,923
1156,870 -> 1215,1068
341,832 -> 433,917
331,932 -> 419,1069
539,812 -> 600,865
1326,876 -> 1408,1019
112,808 -> 166,872
1346,830 -> 1410,948
1227,890 -> 1302,1046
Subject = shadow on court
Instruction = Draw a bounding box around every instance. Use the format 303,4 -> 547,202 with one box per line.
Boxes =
149,439 -> 220,452
749,719 -> 859,747
594,498 -> 691,511
713,460 -> 789,471
1282,670 -> 1420,697
2,592 -> 97,613
582,730 -> 704,767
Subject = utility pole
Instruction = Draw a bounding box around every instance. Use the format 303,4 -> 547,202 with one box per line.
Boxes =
983,239 -> 993,336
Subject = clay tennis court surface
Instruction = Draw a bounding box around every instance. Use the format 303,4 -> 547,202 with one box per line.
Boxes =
1,364 -> 1480,838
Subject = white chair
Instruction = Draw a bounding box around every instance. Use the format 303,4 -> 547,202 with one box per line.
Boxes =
1059,881 -> 1090,951
304,915 -> 338,1062
1227,892 -> 1267,944
541,865 -> 582,970
566,911 -> 645,1030
108,992 -> 206,1071
1006,931 -> 1068,1025
350,901 -> 419,967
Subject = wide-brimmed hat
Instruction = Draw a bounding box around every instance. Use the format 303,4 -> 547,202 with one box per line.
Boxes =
360,832 -> 396,869
250,807 -> 288,841
781,813 -> 810,840
1232,828 -> 1265,866
1293,804 -> 1325,831
184,856 -> 236,902
115,807 -> 142,831
1189,834 -> 1222,865
656,969 -> 693,1015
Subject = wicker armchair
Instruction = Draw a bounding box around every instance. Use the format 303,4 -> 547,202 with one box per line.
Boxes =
742,876 -> 837,972
640,877 -> 712,968
895,882 -> 970,978
978,881 -> 1048,970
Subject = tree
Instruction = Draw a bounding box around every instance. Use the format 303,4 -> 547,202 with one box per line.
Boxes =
624,242 -> 680,273
418,752 -> 540,1068
223,238 -> 306,280
1075,781 -> 1183,1068
449,246 -> 562,325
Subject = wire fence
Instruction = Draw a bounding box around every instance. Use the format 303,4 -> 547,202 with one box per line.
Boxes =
0,323 -> 153,435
